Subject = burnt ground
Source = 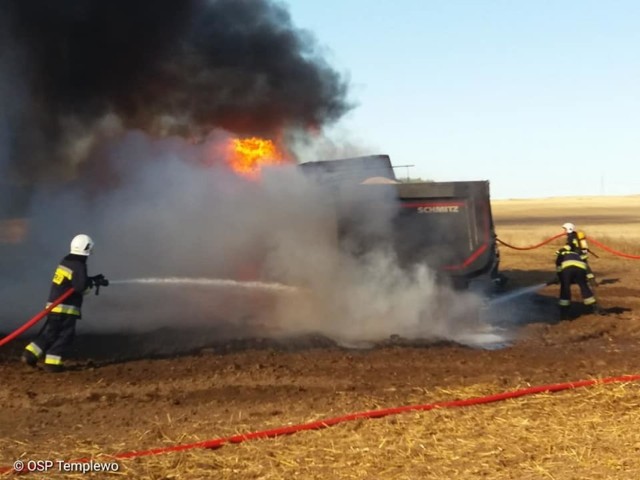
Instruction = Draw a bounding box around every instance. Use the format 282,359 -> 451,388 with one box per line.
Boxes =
1,241 -> 640,478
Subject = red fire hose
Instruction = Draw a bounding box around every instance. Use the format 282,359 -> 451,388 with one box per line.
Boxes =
0,373 -> 636,475
587,237 -> 640,260
496,233 -> 564,250
0,288 -> 74,348
497,233 -> 640,260
101,375 -> 640,460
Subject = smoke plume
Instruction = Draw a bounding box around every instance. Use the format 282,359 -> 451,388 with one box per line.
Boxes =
0,131 -> 494,350
1,0 -> 350,182
0,1 -> 502,353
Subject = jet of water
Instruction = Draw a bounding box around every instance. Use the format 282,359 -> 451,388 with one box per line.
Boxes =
110,277 -> 299,293
488,283 -> 548,306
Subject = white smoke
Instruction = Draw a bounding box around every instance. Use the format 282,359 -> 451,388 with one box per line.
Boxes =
1,131 -> 496,349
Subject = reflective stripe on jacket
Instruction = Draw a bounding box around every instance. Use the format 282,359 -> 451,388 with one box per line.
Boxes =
46,302 -> 81,316
555,246 -> 587,272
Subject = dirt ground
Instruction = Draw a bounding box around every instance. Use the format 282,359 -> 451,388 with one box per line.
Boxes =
1,196 -> 640,479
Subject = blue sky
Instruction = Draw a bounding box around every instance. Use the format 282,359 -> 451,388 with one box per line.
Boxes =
285,0 -> 640,199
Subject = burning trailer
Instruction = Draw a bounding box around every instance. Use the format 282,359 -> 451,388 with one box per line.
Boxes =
299,155 -> 503,290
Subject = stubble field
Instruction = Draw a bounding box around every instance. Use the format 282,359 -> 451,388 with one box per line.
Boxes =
1,195 -> 640,479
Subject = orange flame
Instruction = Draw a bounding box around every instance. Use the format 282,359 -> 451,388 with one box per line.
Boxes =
227,137 -> 288,180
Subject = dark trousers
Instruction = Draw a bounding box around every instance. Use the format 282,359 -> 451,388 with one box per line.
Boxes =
35,313 -> 77,359
558,267 -> 596,306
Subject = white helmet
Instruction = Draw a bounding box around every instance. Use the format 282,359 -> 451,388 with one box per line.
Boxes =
562,222 -> 575,234
70,234 -> 94,256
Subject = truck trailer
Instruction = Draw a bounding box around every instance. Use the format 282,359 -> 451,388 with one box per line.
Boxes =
299,154 -> 504,289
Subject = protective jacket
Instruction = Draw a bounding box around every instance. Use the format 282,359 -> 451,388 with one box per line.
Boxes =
555,246 -> 587,272
46,254 -> 90,317
566,231 -> 596,283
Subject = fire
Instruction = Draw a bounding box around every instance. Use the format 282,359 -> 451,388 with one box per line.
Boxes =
227,137 -> 288,180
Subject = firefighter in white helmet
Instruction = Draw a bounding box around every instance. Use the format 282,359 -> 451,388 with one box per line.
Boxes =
22,234 -> 109,372
562,222 -> 596,287
555,245 -> 604,319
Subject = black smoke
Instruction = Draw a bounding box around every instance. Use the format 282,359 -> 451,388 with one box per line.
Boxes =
0,0 -> 351,183
0,3 -> 496,349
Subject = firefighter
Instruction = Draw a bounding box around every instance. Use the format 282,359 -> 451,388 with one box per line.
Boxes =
562,222 -> 596,287
21,234 -> 108,372
555,244 -> 604,319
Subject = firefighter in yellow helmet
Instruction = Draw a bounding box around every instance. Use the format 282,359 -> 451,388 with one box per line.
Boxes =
21,234 -> 109,372
555,244 -> 604,319
562,222 -> 596,287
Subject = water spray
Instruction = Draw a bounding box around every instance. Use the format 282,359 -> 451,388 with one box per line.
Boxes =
466,280 -> 557,350
110,277 -> 300,294
488,282 -> 550,306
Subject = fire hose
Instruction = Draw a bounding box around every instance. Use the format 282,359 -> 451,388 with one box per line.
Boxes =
496,233 -> 564,250
0,288 -> 74,348
0,374 -> 638,474
0,276 -> 109,348
587,237 -> 640,260
498,233 -> 640,259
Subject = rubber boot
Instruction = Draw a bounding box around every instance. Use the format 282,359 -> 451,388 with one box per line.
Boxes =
21,350 -> 38,368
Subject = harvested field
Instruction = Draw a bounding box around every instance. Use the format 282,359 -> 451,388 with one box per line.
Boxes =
2,195 -> 640,479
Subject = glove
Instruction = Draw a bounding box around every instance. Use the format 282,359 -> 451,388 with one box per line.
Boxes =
90,274 -> 109,286
88,274 -> 110,295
